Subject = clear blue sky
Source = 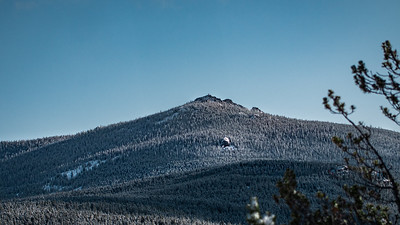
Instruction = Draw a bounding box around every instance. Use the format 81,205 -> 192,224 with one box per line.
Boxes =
1,0 -> 400,141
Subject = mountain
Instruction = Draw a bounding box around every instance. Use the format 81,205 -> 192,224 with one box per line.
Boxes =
1,95 -> 400,224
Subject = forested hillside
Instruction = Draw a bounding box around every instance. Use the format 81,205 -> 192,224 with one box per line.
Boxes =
1,95 -> 399,224
1,160 -> 345,224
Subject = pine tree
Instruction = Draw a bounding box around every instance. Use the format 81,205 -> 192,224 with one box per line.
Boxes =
256,40 -> 400,225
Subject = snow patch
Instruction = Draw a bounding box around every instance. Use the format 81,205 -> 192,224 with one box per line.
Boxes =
111,155 -> 121,161
43,183 -> 64,192
74,186 -> 82,191
62,166 -> 83,179
239,112 -> 248,116
156,112 -> 179,124
61,160 -> 106,180
223,146 -> 236,150
85,159 -> 104,170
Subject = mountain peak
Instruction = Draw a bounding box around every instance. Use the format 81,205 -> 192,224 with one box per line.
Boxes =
194,94 -> 222,103
194,94 -> 244,108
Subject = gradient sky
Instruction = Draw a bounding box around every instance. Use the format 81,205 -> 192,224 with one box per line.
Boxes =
1,0 -> 400,141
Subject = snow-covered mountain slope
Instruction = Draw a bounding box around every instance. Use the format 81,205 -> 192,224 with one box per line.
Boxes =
1,95 -> 399,199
